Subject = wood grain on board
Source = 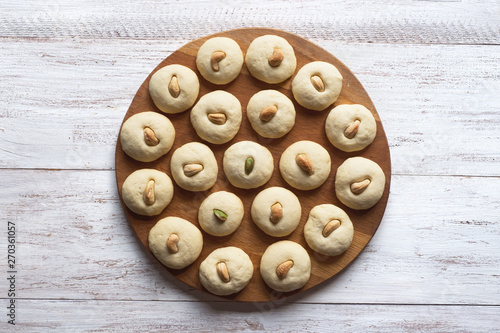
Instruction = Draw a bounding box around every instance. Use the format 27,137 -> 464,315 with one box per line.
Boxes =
115,28 -> 391,301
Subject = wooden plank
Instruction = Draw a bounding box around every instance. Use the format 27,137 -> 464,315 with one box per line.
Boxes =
3,300 -> 499,332
2,169 -> 499,304
0,0 -> 499,44
0,38 -> 499,176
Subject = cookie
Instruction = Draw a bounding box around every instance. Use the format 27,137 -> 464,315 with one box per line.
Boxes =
304,204 -> 354,256
260,240 -> 311,292
121,169 -> 174,216
190,90 -> 242,144
279,140 -> 331,190
120,111 -> 175,162
246,90 -> 296,138
199,246 -> 254,296
170,142 -> 218,192
148,216 -> 203,269
245,35 -> 297,84
198,191 -> 244,237
149,64 -> 200,114
196,37 -> 244,85
251,187 -> 302,237
335,157 -> 386,210
291,61 -> 343,111
325,104 -> 377,152
223,141 -> 274,189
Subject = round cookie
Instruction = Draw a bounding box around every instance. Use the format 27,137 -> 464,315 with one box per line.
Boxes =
260,240 -> 311,292
304,204 -> 354,256
325,104 -> 377,152
191,90 -> 242,144
198,191 -> 244,237
245,35 -> 297,84
120,111 -> 175,162
170,142 -> 218,192
246,90 -> 296,139
291,61 -> 343,111
251,187 -> 301,237
279,140 -> 331,190
121,169 -> 174,216
335,157 -> 386,210
149,64 -> 199,114
148,216 -> 203,269
223,141 -> 274,189
196,37 -> 244,85
199,247 -> 253,296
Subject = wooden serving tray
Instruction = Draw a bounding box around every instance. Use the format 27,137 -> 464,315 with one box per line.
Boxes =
115,28 -> 391,302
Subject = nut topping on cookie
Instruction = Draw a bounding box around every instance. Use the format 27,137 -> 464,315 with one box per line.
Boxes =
270,202 -> 283,224
207,112 -> 227,125
295,153 -> 314,175
213,209 -> 228,222
183,163 -> 204,177
259,105 -> 278,122
276,259 -> 294,279
245,157 -> 254,175
143,179 -> 156,205
344,120 -> 361,139
143,127 -> 160,146
268,47 -> 284,67
168,75 -> 181,98
322,219 -> 341,237
166,233 -> 180,254
216,261 -> 231,283
211,51 -> 226,72
350,178 -> 371,194
310,75 -> 325,92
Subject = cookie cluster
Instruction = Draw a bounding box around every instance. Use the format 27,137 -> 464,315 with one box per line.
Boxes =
119,34 -> 386,296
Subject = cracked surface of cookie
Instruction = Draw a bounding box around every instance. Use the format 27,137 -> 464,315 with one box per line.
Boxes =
148,216 -> 203,269
121,169 -> 174,216
291,61 -> 342,111
191,90 -> 242,144
196,37 -> 244,85
120,111 -> 175,162
149,64 -> 199,114
335,156 -> 386,210
246,90 -> 296,138
170,142 -> 218,192
245,35 -> 297,84
304,204 -> 354,256
325,104 -> 377,152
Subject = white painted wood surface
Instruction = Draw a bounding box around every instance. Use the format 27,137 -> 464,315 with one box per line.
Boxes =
1,0 -> 499,331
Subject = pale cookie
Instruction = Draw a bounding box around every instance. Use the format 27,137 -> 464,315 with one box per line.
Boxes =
223,141 -> 274,189
196,37 -> 244,85
246,90 -> 296,139
148,216 -> 203,269
121,169 -> 174,216
279,140 -> 331,190
149,64 -> 199,114
304,204 -> 354,256
199,246 -> 253,296
170,142 -> 218,192
120,111 -> 175,162
325,104 -> 377,152
198,191 -> 244,237
251,187 -> 301,237
260,240 -> 311,292
335,157 -> 385,210
245,35 -> 297,84
291,61 -> 343,111
191,90 -> 242,144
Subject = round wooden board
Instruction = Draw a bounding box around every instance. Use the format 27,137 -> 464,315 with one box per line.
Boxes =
115,28 -> 391,302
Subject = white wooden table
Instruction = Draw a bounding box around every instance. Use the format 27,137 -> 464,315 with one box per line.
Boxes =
1,1 -> 499,332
